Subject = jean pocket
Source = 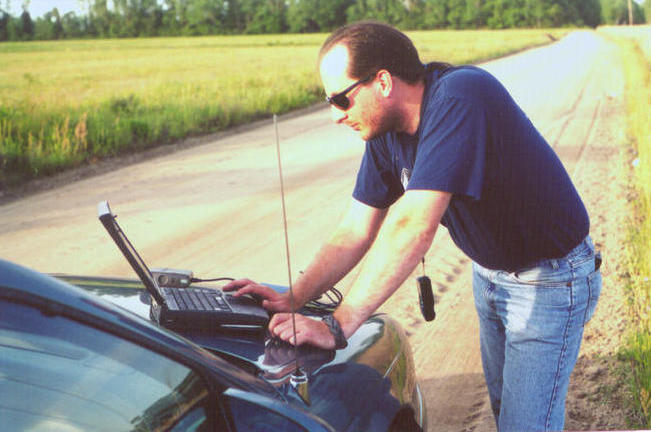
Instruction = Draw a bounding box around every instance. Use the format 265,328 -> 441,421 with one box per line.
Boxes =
509,264 -> 572,287
583,269 -> 602,324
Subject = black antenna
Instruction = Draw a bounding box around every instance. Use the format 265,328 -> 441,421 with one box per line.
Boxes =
273,114 -> 303,378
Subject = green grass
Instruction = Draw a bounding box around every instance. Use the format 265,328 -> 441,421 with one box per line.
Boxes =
0,29 -> 568,188
598,25 -> 651,428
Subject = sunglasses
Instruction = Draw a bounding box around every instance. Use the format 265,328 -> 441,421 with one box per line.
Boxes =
325,75 -> 372,110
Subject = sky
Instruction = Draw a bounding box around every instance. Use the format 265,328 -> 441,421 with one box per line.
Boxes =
2,0 -> 647,19
3,0 -> 87,18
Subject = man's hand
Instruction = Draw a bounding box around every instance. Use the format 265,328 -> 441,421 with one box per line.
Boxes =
269,313 -> 336,350
222,278 -> 292,312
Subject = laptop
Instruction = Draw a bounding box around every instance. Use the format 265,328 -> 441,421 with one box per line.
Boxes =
97,201 -> 270,332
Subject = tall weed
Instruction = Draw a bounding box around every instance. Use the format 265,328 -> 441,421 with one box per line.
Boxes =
600,25 -> 651,428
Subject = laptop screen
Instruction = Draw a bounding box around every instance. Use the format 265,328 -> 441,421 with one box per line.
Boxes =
97,201 -> 165,306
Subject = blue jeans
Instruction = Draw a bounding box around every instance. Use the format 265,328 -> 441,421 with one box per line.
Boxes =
473,236 -> 602,432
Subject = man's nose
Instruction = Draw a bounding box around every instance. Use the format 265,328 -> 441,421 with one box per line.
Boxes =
330,105 -> 347,124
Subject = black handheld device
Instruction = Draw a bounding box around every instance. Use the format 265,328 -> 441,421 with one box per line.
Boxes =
416,275 -> 436,321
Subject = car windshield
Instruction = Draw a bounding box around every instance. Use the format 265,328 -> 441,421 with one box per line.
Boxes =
0,300 -> 210,431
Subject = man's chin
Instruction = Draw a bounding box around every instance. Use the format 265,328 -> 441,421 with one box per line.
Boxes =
358,122 -> 394,141
360,129 -> 382,142
354,126 -> 376,141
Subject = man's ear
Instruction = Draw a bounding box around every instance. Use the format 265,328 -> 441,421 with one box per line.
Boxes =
376,69 -> 393,98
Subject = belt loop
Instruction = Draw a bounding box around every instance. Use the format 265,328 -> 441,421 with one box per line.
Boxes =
550,259 -> 559,270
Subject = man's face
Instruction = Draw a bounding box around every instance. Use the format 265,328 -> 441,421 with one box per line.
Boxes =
319,45 -> 388,141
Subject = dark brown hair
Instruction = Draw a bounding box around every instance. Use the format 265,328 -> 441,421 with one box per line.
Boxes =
319,21 -> 425,84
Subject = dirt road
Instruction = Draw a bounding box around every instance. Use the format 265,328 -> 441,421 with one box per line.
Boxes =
0,31 -> 631,430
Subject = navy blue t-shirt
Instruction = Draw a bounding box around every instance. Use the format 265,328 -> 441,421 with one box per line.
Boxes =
353,65 -> 589,271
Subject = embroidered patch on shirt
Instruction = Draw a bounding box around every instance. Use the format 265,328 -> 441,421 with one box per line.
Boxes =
401,168 -> 411,191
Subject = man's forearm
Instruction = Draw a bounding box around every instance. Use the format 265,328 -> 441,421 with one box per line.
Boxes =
292,227 -> 375,306
333,218 -> 437,336
333,190 -> 451,337
291,199 -> 387,307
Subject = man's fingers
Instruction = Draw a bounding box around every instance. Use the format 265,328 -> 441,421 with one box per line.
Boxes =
222,279 -> 292,312
268,313 -> 296,344
277,326 -> 300,344
269,312 -> 292,331
227,282 -> 278,299
273,321 -> 306,346
221,278 -> 254,291
269,314 -> 336,349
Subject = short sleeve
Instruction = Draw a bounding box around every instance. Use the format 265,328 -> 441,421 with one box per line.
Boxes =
407,95 -> 487,200
352,138 -> 404,208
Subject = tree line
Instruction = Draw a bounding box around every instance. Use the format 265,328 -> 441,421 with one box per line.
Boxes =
0,0 -> 648,42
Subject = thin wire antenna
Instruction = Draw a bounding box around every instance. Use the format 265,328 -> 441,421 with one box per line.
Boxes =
273,114 -> 300,373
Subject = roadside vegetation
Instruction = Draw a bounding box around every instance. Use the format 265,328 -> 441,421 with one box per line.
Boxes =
599,25 -> 651,428
0,0 -> 609,41
0,28 -> 567,189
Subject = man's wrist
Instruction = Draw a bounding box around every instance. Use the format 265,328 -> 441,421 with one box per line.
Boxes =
322,314 -> 348,349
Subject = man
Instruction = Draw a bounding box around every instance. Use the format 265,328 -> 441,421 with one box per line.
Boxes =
224,21 -> 602,431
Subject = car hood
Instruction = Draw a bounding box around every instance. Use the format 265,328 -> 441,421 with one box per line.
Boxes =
56,275 -> 423,432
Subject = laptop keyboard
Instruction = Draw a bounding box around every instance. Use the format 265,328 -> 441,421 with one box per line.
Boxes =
163,287 -> 232,312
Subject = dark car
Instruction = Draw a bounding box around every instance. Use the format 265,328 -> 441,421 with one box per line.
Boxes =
0,259 -> 426,431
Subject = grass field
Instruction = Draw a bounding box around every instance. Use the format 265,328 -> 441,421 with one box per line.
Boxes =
599,25 -> 651,427
0,29 -> 568,188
